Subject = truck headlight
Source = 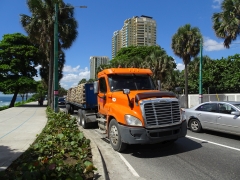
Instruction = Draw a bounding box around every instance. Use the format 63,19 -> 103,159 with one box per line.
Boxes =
124,115 -> 142,126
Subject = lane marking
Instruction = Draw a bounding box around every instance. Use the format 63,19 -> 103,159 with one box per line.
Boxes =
187,135 -> 240,152
118,152 -> 140,177
0,109 -> 37,140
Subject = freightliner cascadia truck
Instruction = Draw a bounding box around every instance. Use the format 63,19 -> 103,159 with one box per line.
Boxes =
65,68 -> 187,152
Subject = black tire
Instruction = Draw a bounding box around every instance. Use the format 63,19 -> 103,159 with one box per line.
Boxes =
66,104 -> 71,114
162,138 -> 178,144
81,110 -> 89,129
169,138 -> 178,143
108,119 -> 127,152
69,105 -> 74,114
189,119 -> 202,133
77,109 -> 83,126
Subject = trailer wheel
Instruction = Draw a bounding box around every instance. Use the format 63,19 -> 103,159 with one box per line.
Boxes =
77,109 -> 83,125
81,110 -> 89,129
66,104 -> 71,114
69,105 -> 74,114
109,119 -> 127,152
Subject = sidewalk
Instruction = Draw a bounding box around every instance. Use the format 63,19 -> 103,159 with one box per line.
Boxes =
0,101 -> 107,179
0,101 -> 143,179
0,101 -> 48,171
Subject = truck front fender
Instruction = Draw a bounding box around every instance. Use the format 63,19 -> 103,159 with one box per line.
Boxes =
107,103 -> 143,126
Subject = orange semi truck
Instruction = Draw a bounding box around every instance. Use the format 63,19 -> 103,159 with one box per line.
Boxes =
66,68 -> 187,152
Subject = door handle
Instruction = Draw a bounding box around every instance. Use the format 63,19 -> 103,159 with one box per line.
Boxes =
218,116 -> 221,118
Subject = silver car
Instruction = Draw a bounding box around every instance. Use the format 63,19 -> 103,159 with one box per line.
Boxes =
182,101 -> 240,136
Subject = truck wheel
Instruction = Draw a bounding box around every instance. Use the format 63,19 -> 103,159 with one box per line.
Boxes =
66,104 -> 71,114
189,119 -> 202,133
109,119 -> 127,152
69,105 -> 74,114
81,110 -> 89,129
163,138 -> 178,144
77,109 -> 83,125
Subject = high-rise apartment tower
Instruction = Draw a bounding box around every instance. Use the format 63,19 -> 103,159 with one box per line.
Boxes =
90,56 -> 109,79
112,15 -> 157,58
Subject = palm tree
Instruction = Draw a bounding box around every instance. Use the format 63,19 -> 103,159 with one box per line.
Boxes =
212,0 -> 240,48
171,24 -> 202,108
20,0 -> 78,108
163,69 -> 183,92
40,51 -> 66,89
143,48 -> 176,86
126,56 -> 143,68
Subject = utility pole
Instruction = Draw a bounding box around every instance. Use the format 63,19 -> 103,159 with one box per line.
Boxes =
54,3 -> 59,113
199,39 -> 203,104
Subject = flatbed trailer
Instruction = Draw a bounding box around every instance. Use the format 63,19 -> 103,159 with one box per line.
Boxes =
65,83 -> 98,128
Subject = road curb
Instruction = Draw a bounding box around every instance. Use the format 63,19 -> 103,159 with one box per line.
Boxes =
78,126 -> 108,180
60,108 -> 107,179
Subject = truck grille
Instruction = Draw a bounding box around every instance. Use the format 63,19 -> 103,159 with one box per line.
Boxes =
143,101 -> 181,126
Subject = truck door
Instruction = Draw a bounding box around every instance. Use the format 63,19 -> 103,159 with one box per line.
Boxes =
98,77 -> 108,115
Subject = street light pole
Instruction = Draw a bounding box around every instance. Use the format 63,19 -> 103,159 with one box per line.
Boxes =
53,4 -> 87,113
54,3 -> 59,113
199,39 -> 203,104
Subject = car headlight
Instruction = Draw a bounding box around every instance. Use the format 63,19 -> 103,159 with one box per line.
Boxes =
124,115 -> 142,126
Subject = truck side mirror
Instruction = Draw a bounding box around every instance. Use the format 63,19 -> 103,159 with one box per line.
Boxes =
175,87 -> 182,92
94,81 -> 98,94
123,89 -> 130,95
123,89 -> 133,108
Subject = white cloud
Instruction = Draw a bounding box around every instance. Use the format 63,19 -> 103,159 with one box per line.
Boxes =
33,76 -> 41,81
60,65 -> 90,89
176,63 -> 185,71
203,37 -> 225,51
212,0 -> 223,9
34,65 -> 42,81
35,65 -> 41,71
63,65 -> 81,73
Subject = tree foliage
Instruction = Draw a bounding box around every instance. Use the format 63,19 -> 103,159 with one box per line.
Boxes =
185,54 -> 240,94
58,84 -> 67,97
20,0 -> 78,108
0,33 -> 42,107
111,45 -> 163,67
78,78 -> 87,85
87,79 -> 95,83
98,46 -> 177,89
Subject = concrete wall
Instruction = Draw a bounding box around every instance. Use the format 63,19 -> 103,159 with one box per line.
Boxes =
178,93 -> 240,108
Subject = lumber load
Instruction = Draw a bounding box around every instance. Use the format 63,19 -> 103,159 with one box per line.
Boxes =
66,83 -> 86,104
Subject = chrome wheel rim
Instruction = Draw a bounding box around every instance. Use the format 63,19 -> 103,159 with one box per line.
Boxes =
191,121 -> 199,131
110,125 -> 118,145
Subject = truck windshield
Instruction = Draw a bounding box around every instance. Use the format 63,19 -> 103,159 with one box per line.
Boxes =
108,74 -> 156,92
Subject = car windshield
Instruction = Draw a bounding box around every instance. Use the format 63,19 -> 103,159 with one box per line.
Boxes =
59,98 -> 65,101
108,74 -> 156,92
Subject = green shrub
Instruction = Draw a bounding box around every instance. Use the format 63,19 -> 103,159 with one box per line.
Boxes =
0,107 -> 96,179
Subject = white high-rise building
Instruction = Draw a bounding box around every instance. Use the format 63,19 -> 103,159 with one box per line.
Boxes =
112,15 -> 157,58
90,56 -> 109,79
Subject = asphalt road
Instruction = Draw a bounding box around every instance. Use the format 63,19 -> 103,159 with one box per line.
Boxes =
68,108 -> 240,180
121,130 -> 240,180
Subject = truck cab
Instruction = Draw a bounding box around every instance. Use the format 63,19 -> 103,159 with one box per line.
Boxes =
94,68 -> 187,152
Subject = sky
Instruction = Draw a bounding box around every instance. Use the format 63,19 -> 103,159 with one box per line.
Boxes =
1,0 -> 240,90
